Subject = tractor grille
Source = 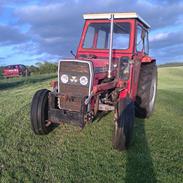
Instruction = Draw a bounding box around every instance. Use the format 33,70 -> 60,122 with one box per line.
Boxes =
58,60 -> 92,111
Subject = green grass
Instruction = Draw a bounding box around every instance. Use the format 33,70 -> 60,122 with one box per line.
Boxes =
0,68 -> 183,182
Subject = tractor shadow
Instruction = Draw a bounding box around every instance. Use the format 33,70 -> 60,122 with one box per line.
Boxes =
0,74 -> 56,90
93,111 -> 157,183
125,118 -> 157,183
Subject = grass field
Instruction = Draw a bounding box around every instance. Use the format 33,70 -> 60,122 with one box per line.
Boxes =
0,68 -> 183,183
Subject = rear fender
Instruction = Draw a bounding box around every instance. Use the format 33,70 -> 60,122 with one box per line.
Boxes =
141,55 -> 156,63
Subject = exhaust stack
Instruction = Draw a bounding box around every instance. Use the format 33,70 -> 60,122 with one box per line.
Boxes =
108,14 -> 114,78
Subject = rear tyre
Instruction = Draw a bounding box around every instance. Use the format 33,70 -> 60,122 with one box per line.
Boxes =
135,62 -> 157,118
30,89 -> 53,135
112,100 -> 135,151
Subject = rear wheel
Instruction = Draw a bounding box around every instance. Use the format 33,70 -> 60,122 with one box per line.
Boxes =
135,62 -> 157,118
30,89 -> 53,135
112,100 -> 135,151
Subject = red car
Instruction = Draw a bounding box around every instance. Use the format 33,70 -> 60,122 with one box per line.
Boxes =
3,64 -> 30,78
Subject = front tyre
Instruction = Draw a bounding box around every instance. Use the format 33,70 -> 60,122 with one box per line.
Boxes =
112,100 -> 135,151
30,89 -> 53,135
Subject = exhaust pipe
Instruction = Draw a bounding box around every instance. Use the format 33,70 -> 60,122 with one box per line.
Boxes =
108,14 -> 114,78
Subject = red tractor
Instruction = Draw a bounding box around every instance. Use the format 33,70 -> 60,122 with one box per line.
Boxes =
30,12 -> 157,150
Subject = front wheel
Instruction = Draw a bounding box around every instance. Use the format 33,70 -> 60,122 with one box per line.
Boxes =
112,100 -> 135,151
30,89 -> 53,135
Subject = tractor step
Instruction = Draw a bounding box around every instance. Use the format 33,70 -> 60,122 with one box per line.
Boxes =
99,104 -> 114,111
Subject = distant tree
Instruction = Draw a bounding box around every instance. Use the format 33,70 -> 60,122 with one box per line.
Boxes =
28,65 -> 39,74
29,61 -> 57,74
37,61 -> 57,74
159,62 -> 183,68
0,66 -> 3,78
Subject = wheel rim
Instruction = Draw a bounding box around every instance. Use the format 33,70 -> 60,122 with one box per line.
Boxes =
149,75 -> 157,112
43,96 -> 50,128
114,109 -> 118,133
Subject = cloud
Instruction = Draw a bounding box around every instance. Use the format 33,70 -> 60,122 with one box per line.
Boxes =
15,1 -> 86,56
150,33 -> 169,42
0,25 -> 28,45
0,56 -> 6,60
0,0 -> 182,64
150,30 -> 183,49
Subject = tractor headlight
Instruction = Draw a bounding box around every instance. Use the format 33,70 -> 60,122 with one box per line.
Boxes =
79,76 -> 88,86
61,74 -> 69,84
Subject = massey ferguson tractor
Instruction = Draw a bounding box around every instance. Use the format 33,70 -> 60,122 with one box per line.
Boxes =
30,12 -> 157,151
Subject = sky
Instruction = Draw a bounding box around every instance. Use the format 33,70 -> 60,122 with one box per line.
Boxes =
0,0 -> 183,66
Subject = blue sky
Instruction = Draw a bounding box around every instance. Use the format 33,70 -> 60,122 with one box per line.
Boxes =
0,0 -> 183,66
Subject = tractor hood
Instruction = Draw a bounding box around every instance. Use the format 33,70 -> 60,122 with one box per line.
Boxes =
82,58 -> 118,78
78,57 -> 118,74
90,58 -> 109,67
58,58 -> 118,90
